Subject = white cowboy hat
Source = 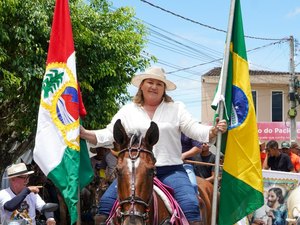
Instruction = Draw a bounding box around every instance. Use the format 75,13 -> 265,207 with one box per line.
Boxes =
5,163 -> 34,179
131,66 -> 176,91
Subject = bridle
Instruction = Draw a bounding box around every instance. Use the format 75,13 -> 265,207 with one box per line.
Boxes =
117,134 -> 156,223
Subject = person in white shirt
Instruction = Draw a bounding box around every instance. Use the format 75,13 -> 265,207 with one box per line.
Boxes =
80,66 -> 227,225
0,163 -> 56,225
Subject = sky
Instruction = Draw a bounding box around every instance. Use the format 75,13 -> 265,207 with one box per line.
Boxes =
111,0 -> 300,120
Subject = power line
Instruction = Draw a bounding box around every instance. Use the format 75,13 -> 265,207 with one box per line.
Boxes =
140,0 -> 289,41
247,39 -> 289,53
145,22 -> 223,58
167,39 -> 289,74
148,30 -> 220,61
167,59 -> 222,74
111,5 -> 290,76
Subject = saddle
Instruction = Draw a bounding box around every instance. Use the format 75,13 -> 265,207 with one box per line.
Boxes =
153,177 -> 189,225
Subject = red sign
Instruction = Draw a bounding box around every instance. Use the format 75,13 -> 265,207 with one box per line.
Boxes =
257,122 -> 300,141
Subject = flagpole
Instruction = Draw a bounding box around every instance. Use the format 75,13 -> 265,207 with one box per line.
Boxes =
77,185 -> 81,225
211,0 -> 236,224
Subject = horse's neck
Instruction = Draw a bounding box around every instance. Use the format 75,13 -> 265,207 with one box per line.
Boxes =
150,190 -> 169,225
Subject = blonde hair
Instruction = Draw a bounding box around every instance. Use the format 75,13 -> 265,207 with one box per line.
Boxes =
132,88 -> 174,105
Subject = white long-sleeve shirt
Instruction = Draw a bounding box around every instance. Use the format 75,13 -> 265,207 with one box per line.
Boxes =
94,101 -> 212,166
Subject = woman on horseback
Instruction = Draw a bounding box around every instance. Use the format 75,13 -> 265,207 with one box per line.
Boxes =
80,66 -> 227,225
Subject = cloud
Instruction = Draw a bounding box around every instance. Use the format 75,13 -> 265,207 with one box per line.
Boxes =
287,7 -> 300,18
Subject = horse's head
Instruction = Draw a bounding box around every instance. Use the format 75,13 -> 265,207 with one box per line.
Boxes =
113,119 -> 159,225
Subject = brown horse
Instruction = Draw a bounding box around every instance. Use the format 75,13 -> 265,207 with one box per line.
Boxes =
197,176 -> 214,225
111,119 -> 171,225
110,119 -> 213,225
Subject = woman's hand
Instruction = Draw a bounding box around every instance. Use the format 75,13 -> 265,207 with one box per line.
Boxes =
80,125 -> 97,145
215,117 -> 227,133
80,125 -> 88,139
210,117 -> 227,138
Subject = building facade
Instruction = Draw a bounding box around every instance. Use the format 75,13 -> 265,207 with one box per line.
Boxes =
201,67 -> 300,143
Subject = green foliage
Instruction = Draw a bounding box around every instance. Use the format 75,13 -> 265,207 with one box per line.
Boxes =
0,0 -> 151,167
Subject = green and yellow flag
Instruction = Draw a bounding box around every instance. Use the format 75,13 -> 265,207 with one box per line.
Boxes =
213,0 -> 264,224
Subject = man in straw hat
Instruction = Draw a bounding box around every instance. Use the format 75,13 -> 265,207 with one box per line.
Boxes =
81,66 -> 227,224
0,162 -> 56,225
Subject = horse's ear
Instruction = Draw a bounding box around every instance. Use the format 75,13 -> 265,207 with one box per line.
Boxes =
113,119 -> 128,147
144,121 -> 159,147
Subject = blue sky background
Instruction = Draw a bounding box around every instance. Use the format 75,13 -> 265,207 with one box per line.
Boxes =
111,0 -> 300,120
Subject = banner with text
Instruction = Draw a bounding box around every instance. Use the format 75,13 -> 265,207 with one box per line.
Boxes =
257,122 -> 300,141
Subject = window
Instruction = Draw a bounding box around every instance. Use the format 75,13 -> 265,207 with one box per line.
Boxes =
272,91 -> 283,122
252,90 -> 257,113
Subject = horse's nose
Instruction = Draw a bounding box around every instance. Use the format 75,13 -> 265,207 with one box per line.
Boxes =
123,216 -> 144,225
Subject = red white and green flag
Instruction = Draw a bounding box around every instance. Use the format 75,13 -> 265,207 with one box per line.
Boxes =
212,0 -> 264,224
33,0 -> 93,224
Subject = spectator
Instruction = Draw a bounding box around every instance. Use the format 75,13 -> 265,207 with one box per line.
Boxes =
181,133 -> 202,194
91,147 -> 117,184
290,142 -> 300,157
263,140 -> 294,172
194,143 -> 216,183
280,141 -> 300,172
260,141 -> 267,167
0,163 -> 56,225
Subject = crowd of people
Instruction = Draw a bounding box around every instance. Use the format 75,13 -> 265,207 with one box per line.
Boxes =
2,65 -> 300,225
261,140 -> 300,173
250,139 -> 300,225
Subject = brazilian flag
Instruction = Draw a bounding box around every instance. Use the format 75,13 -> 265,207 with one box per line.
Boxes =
213,0 -> 264,224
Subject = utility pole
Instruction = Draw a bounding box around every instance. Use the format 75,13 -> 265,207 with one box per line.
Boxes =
288,35 -> 297,142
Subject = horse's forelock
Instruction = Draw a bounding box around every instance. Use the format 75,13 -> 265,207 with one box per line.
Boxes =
129,131 -> 142,146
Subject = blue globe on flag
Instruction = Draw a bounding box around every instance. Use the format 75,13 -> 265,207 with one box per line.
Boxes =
230,85 -> 249,129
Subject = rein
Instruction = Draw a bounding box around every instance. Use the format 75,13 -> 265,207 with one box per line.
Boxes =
116,135 -> 156,223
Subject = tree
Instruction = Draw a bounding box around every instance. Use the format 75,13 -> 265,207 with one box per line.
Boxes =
0,0 -> 152,175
